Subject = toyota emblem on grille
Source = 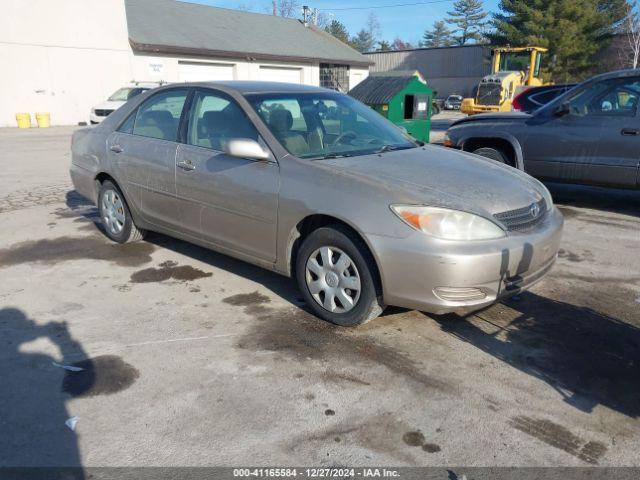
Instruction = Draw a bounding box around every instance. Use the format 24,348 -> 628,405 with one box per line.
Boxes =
529,202 -> 540,218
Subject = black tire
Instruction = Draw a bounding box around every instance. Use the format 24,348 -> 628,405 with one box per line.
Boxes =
295,225 -> 384,327
472,146 -> 508,164
98,180 -> 146,244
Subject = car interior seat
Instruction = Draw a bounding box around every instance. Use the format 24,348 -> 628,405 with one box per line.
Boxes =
137,110 -> 176,141
268,109 -> 309,156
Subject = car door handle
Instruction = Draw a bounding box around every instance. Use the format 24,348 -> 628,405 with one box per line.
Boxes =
177,161 -> 195,171
110,144 -> 123,153
621,128 -> 640,136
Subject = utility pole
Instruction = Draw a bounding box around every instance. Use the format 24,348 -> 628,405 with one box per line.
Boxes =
272,0 -> 276,16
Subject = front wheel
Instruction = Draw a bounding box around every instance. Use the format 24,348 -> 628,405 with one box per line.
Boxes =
295,226 -> 384,326
98,180 -> 146,243
472,146 -> 508,164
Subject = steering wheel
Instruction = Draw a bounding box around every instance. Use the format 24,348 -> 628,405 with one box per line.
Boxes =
333,131 -> 357,146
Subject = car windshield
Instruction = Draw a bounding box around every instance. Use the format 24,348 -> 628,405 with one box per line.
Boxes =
108,88 -> 146,102
448,95 -> 462,101
247,92 -> 417,159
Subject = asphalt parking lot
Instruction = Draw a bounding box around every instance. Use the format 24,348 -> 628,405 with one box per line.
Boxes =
430,110 -> 465,144
1,126 -> 639,467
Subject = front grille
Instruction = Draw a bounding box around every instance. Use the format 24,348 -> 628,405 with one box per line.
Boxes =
494,198 -> 547,232
94,109 -> 114,117
477,84 -> 502,106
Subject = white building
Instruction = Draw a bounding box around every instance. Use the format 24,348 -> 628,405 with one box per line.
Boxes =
0,0 -> 371,127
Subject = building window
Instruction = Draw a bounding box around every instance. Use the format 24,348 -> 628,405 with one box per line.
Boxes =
320,64 -> 350,92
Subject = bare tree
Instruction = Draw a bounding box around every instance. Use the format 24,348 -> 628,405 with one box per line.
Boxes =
622,1 -> 640,68
365,12 -> 381,45
271,0 -> 300,18
313,10 -> 331,28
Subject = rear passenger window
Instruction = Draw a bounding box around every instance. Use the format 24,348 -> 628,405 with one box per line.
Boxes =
133,89 -> 188,142
187,90 -> 259,151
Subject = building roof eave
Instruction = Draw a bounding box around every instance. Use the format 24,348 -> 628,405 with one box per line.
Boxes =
129,40 -> 374,68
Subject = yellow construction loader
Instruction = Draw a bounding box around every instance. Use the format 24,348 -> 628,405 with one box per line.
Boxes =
461,46 -> 548,115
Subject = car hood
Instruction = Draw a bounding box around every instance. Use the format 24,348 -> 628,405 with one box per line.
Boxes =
322,146 -> 545,217
452,111 -> 531,126
92,100 -> 125,111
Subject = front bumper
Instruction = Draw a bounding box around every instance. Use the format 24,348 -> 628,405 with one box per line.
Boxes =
367,206 -> 564,315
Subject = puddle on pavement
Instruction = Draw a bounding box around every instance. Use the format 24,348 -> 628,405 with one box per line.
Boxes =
62,355 -> 139,398
234,304 -> 452,393
509,416 -> 607,464
557,249 -> 587,263
0,237 -> 155,268
130,260 -> 212,283
403,430 -> 441,453
223,291 -> 271,307
223,291 -> 272,315
402,431 -> 425,447
422,443 -> 441,453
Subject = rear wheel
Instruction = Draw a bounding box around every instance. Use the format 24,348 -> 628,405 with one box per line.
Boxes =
295,226 -> 384,326
472,146 -> 508,164
98,180 -> 146,243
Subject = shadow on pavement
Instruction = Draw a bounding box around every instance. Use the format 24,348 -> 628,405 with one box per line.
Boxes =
545,182 -> 640,218
0,307 -> 89,478
434,292 -> 640,418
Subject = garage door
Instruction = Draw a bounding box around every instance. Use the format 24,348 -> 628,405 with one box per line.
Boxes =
178,62 -> 235,82
259,66 -> 302,84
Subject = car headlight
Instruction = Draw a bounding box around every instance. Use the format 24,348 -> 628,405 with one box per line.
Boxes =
539,184 -> 554,211
390,205 -> 506,240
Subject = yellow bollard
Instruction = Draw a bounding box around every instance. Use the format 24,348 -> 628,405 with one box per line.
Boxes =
35,112 -> 51,128
16,113 -> 31,128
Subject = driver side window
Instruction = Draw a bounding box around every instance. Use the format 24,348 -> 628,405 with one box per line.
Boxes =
567,78 -> 640,117
187,90 -> 259,151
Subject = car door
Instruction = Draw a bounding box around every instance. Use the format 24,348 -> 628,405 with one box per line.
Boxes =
108,88 -> 189,228
174,88 -> 279,262
523,77 -> 640,187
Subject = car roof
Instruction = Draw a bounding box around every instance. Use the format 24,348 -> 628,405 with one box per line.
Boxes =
586,68 -> 640,83
157,81 -> 334,95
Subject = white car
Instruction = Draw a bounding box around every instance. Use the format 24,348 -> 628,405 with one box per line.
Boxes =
90,85 -> 155,124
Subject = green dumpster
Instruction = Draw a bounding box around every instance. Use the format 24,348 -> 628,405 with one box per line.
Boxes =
348,71 -> 433,144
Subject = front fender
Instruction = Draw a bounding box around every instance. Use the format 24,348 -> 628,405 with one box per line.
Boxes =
458,132 -> 525,170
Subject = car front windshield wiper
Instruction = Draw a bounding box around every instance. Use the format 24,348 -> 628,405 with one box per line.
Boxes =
375,144 -> 416,154
311,152 -> 354,160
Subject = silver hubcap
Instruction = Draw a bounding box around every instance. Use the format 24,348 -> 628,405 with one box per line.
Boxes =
101,189 -> 125,235
305,246 -> 361,313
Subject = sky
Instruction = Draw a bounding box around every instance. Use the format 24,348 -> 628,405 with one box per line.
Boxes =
190,0 -> 502,46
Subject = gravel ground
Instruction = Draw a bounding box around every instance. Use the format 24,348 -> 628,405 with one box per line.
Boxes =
0,126 -> 638,468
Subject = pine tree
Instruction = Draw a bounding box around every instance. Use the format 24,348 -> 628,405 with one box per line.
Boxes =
446,0 -> 489,45
422,20 -> 455,47
378,40 -> 392,51
490,0 -> 628,81
325,20 -> 350,45
351,29 -> 375,52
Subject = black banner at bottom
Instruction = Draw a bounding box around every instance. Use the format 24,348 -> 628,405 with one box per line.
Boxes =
1,467 -> 640,480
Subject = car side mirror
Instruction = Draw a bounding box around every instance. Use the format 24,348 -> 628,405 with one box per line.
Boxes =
224,139 -> 270,161
553,101 -> 571,117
